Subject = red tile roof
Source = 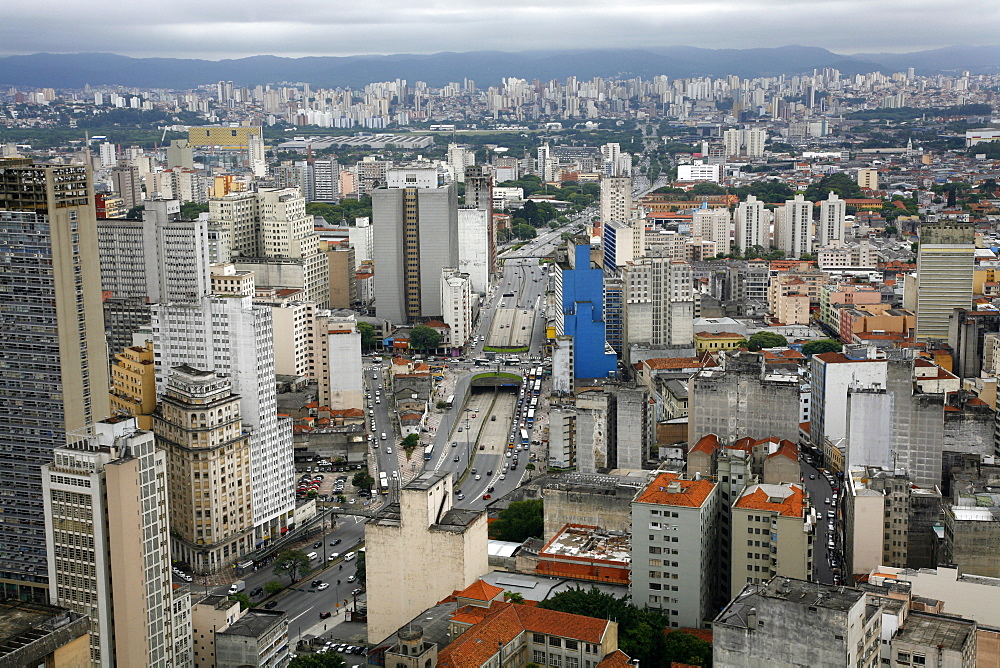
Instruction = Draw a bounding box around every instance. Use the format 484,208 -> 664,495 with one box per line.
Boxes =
734,484 -> 807,517
634,472 -> 715,508
597,650 -> 633,668
690,433 -> 720,456
455,579 -> 504,602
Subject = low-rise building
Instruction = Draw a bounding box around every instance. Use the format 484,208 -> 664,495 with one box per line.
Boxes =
0,600 -> 90,668
535,524 -> 631,585
214,609 -> 289,668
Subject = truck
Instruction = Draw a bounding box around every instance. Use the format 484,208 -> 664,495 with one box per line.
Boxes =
228,579 -> 246,595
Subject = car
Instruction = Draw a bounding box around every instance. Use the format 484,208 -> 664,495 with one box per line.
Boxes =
347,574 -> 357,582
827,510 -> 835,518
491,415 -> 497,421
451,441 -> 458,447
352,588 -> 364,596
825,497 -> 831,505
313,541 -> 323,548
500,474 -> 506,480
457,427 -> 463,432
318,582 -> 330,590
472,414 -> 477,418
475,474 -> 481,480
486,470 -> 493,476
264,600 -> 278,609
482,494 -> 491,500
809,474 -> 816,480
456,493 -> 465,500
319,611 -> 332,619
249,587 -> 263,597
349,499 -> 356,504
331,538 -> 342,546
453,455 -> 460,462
386,447 -> 393,454
344,552 -> 356,561
487,486 -> 495,493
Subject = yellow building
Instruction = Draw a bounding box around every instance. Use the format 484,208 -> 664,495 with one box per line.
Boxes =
187,126 -> 262,148
694,330 -> 745,353
109,341 -> 156,429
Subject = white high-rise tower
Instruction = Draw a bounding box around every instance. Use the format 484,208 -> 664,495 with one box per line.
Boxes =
818,191 -> 846,246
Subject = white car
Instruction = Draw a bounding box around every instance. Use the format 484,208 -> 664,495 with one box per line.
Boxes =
317,582 -> 330,590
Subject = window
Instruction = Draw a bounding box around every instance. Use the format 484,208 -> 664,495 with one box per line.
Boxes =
565,640 -> 578,651
549,637 -> 561,648
534,651 -> 546,664
912,656 -> 925,666
533,634 -> 545,644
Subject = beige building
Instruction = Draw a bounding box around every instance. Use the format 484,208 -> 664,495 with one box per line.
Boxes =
42,417 -> 179,667
366,471 -> 488,643
187,126 -> 262,148
857,168 -> 879,190
0,600 -> 91,668
154,366 -> 255,575
255,288 -> 317,380
915,222 -> 975,341
109,341 -> 157,429
730,483 -> 816,599
774,291 -> 810,325
325,244 -> 357,308
190,594 -> 244,668
316,310 -> 364,410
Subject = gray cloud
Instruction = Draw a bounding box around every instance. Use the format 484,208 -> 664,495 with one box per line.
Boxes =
0,0 -> 997,58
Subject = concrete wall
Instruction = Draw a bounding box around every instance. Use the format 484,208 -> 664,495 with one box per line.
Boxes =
542,484 -> 634,540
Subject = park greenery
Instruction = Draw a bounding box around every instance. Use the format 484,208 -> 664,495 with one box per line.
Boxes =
305,197 -> 373,225
538,587 -> 712,668
352,471 -> 375,490
488,499 -> 543,543
745,331 -> 789,351
357,322 -> 377,349
801,339 -> 843,356
409,325 -> 442,351
264,580 -> 284,596
228,593 -> 250,611
288,653 -> 347,668
272,549 -> 311,584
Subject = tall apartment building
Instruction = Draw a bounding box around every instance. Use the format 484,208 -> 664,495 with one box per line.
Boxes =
314,310 -> 364,410
599,176 -> 631,224
723,128 -> 766,157
713,578 -> 882,668
255,289 -> 317,380
210,188 -> 329,306
692,205 -> 732,256
0,159 -> 110,601
730,483 -> 815,599
630,472 -> 719,629
621,249 -> 695,351
817,191 -> 845,246
553,240 -> 618,380
42,418 -> 177,667
915,221 -> 974,341
735,194 -> 768,251
602,219 -> 646,268
154,366 -> 254,574
152,269 -> 295,542
372,170 -> 459,323
857,168 -> 879,190
152,167 -> 205,204
447,143 -> 475,182
109,341 -> 157,429
442,268 -> 474,350
111,161 -> 142,210
366,471 -> 488,643
325,244 -> 357,308
312,158 -> 341,201
457,207 -> 491,294
775,194 -> 813,258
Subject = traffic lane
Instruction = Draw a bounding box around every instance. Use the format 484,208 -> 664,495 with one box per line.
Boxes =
274,558 -> 360,637
799,457 -> 837,583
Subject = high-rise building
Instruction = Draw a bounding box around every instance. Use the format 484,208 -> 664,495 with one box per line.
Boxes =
152,267 -> 295,541
915,221 -> 974,341
735,194 -> 768,251
602,220 -> 646,268
630,472 -> 719,628
372,171 -> 459,323
457,208 -> 490,294
315,310 -> 363,410
464,165 -> 496,276
441,268 -> 474,350
599,176 -> 631,225
447,143 -> 475,182
817,191 -> 846,246
312,159 -> 341,201
154,366 -> 255,574
42,417 -> 177,666
0,159 -> 110,601
775,194 -> 813,258
692,205 -> 732,255
109,341 -> 157,429
857,168 -> 879,190
111,161 -> 142,210
621,249 -> 695,350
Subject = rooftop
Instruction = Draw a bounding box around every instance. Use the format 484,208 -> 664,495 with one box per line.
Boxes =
715,578 -> 866,629
734,484 -> 807,518
893,611 -> 974,652
634,472 -> 715,508
538,524 -> 631,563
218,609 -> 285,638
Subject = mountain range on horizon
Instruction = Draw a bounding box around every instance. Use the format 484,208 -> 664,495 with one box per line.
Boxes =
0,44 -> 998,90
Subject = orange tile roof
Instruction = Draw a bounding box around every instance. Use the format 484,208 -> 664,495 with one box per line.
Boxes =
455,579 -> 504,602
675,627 -> 713,643
597,650 -> 633,668
690,433 -> 720,456
767,439 -> 798,461
640,356 -> 710,370
694,331 -> 744,339
734,483 -> 807,517
634,472 -> 715,508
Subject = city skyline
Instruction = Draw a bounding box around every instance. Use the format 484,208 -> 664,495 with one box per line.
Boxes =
0,0 -> 998,60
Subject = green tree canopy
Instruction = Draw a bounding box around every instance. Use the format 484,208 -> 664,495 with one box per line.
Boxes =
272,550 -> 311,584
513,223 -> 537,240
289,653 -> 348,668
804,173 -> 863,201
409,325 -> 442,351
355,550 -> 366,584
180,201 -> 209,219
263,580 -> 283,596
489,499 -> 543,542
801,339 -> 843,356
228,593 -> 251,611
746,331 -> 789,351
401,433 -> 420,449
357,321 -> 377,349
352,471 -> 375,489
689,182 -> 726,196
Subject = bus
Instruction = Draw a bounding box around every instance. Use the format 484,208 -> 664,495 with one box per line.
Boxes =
424,443 -> 434,461
520,429 -> 530,446
445,395 -> 455,409
532,380 -> 541,396
526,409 -> 535,426
378,472 -> 389,495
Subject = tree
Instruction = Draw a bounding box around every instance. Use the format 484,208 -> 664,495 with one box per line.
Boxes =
662,630 -> 713,667
263,580 -> 283,596
504,591 -> 526,604
513,223 -> 537,240
401,433 -> 420,449
352,471 -> 375,490
289,653 -> 348,668
180,201 -> 209,219
801,339 -> 842,355
804,173 -> 862,201
358,321 -> 377,349
745,331 -> 788,351
272,550 -> 311,584
409,325 -> 441,351
489,499 -> 543,542
228,593 -> 251,611
689,182 -> 726,196
125,205 -> 145,220
355,550 -> 366,584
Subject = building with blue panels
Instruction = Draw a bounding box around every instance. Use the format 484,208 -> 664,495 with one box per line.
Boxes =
555,240 -> 618,380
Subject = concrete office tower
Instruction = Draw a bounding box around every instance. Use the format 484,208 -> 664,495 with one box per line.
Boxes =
0,159 -> 110,601
622,249 -> 695,350
603,220 -> 646,268
99,141 -> 116,167
735,194 -> 768,251
692,205 -> 732,255
111,161 -> 142,210
730,483 -> 815,599
916,221 -> 974,341
553,240 -> 618,380
326,245 -> 357,308
630,472 -> 719,629
447,143 -> 475,182
457,208 -> 490,294
255,291 -> 317,380
366,471 -> 488,643
537,143 -> 555,182
372,173 -> 459,324
42,418 -> 176,667
152,167 -> 205,204
857,168 -> 879,190
349,217 -> 375,264
165,139 -> 194,169
312,158 -> 341,201
775,194 -> 813,258
248,133 -> 266,177
315,310 -> 363,410
817,191 -> 846,246
442,268 -> 474,349
152,272 -> 295,542
714,578 -> 882,667
464,166 -> 496,275
154,367 -> 254,575
600,176 -> 632,224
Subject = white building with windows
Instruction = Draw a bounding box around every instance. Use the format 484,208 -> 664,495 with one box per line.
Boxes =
441,268 -> 473,349
818,191 -> 846,246
735,194 -> 769,251
775,194 -> 813,258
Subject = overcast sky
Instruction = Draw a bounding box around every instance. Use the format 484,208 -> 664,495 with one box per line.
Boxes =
1,0 -> 997,59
